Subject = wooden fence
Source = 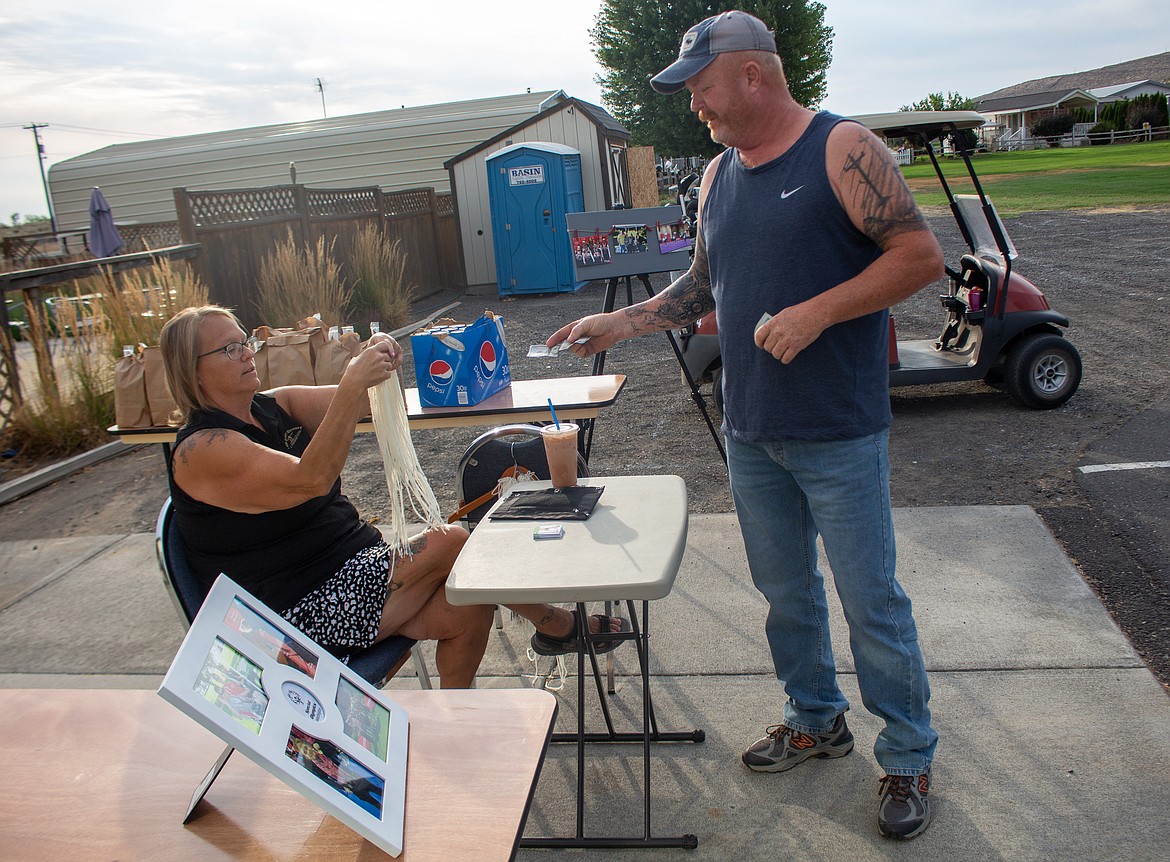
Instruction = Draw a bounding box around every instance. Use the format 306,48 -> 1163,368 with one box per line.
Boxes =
174,184 -> 461,329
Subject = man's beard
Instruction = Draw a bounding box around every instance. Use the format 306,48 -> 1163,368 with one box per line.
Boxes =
699,94 -> 748,147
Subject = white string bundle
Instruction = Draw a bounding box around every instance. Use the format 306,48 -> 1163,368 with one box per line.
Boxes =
367,371 -> 444,554
497,466 -> 540,497
526,649 -> 569,691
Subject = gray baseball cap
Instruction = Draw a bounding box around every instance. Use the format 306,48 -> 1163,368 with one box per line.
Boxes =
650,11 -> 777,95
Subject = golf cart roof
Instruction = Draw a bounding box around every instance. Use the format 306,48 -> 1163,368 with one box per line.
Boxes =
851,111 -> 986,140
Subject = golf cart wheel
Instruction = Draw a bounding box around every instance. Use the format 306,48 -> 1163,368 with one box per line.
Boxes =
1004,333 -> 1082,409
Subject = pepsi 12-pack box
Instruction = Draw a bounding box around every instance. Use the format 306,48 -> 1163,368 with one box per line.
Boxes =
410,312 -> 511,407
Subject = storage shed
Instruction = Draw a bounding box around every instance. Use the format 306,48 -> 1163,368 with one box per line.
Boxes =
46,90 -> 571,234
444,97 -> 630,287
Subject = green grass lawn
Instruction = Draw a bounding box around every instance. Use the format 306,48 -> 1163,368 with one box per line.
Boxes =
903,140 -> 1170,214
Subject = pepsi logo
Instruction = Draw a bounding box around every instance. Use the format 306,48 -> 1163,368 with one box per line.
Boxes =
429,359 -> 453,385
478,340 -> 497,374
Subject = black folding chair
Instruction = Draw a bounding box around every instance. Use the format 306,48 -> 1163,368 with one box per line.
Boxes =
156,498 -> 430,687
449,423 -> 590,531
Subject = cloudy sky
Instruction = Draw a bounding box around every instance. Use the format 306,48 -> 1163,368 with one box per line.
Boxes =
2,0 -> 1167,222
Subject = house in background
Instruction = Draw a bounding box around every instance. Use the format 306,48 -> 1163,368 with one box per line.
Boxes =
975,51 -> 1170,148
975,88 -> 1098,148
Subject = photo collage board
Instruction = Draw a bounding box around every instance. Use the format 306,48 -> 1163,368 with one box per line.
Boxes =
159,574 -> 409,857
565,205 -> 693,281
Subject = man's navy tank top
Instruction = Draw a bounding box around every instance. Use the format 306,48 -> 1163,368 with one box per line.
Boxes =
702,111 -> 891,442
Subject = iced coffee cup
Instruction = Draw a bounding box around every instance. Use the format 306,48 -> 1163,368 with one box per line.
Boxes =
541,423 -> 579,488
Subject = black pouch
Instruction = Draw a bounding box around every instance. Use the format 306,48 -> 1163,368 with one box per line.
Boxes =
488,486 -> 604,521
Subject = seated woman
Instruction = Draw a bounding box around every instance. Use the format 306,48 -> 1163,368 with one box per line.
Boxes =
159,305 -> 626,688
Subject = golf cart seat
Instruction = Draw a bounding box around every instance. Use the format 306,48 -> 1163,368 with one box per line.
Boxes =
958,253 -> 997,316
959,253 -> 989,287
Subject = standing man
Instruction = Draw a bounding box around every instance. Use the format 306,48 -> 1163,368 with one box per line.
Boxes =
546,10 -> 942,839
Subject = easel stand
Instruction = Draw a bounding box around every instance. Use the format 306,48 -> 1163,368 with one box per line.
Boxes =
591,274 -> 726,464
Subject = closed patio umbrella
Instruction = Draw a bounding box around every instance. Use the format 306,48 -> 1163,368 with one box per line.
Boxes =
88,187 -> 125,258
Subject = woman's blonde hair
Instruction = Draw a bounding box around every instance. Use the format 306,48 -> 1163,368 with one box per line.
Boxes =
160,305 -> 244,424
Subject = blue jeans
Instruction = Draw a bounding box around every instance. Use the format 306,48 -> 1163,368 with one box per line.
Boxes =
726,431 -> 937,775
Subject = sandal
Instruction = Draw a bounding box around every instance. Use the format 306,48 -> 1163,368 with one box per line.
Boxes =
530,611 -> 631,656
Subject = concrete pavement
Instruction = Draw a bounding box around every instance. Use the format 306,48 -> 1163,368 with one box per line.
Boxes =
1,505 -> 1168,861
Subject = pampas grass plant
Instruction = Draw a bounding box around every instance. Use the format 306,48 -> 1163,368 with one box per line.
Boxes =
2,257 -> 208,463
348,225 -> 415,336
100,255 -> 208,353
257,231 -> 351,329
6,285 -> 114,459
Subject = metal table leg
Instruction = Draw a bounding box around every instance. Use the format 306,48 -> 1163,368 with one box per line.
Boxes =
521,601 -> 703,850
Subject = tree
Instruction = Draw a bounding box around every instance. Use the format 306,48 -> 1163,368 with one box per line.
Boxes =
899,91 -> 979,152
3,213 -> 50,228
900,92 -> 974,112
592,1 -> 833,157
1127,93 -> 1169,129
1029,110 -> 1076,147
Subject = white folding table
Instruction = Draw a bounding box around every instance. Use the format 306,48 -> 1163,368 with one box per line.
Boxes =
445,474 -> 704,850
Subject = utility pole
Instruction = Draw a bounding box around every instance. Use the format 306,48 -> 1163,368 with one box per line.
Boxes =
315,78 -> 327,118
23,123 -> 57,235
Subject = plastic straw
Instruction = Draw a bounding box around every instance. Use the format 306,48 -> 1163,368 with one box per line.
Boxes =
547,398 -> 561,428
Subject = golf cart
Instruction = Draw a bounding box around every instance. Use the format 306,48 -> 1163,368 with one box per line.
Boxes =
677,110 -> 1082,410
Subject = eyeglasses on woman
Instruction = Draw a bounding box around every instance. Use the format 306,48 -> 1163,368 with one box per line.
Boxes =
197,336 -> 263,362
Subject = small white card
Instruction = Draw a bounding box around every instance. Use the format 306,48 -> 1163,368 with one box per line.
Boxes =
754,312 -> 773,334
533,524 -> 565,540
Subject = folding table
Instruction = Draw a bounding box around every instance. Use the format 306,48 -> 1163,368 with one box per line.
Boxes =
445,474 -> 705,850
107,373 -> 626,470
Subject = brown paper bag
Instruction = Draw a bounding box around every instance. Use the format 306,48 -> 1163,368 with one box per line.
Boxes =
251,324 -> 289,388
141,346 -> 178,426
114,352 -> 152,429
252,325 -> 279,388
314,330 -> 362,385
261,331 -> 315,387
295,316 -> 329,364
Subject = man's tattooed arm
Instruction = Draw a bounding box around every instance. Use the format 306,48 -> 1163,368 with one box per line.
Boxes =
839,129 -> 930,248
618,227 -> 716,335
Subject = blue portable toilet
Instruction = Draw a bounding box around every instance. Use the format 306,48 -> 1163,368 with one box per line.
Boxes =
486,142 -> 585,296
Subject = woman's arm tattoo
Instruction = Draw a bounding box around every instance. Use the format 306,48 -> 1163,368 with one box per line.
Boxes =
174,429 -> 230,468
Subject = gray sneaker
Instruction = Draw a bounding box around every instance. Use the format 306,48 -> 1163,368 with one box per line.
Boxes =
877,773 -> 932,839
741,713 -> 854,772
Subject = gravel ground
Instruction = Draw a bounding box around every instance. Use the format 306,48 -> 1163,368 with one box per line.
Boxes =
2,206 -> 1167,683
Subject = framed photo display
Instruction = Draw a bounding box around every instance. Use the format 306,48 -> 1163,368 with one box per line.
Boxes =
565,205 -> 692,281
158,574 -> 409,857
